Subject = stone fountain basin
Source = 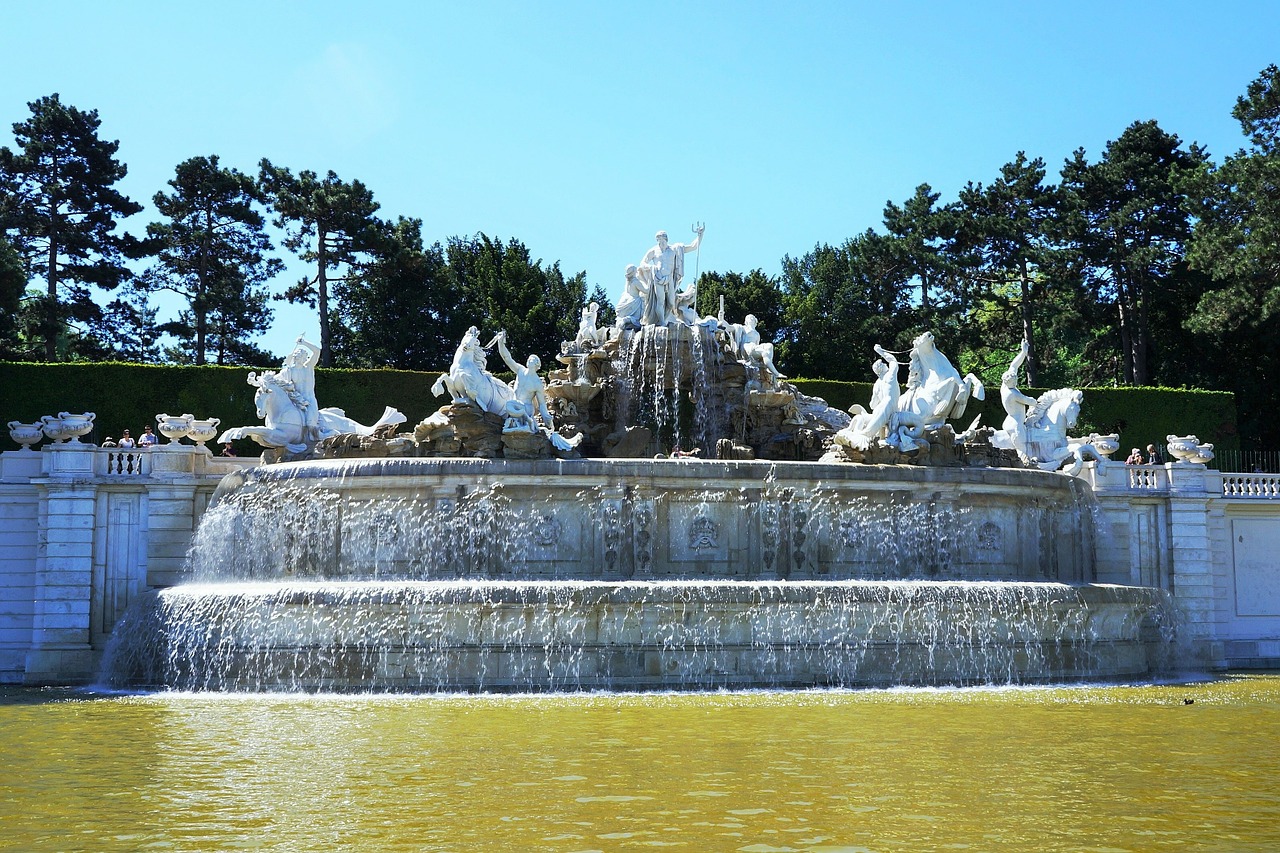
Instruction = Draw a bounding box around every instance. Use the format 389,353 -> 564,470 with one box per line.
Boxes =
204,458 -> 1099,585
102,579 -> 1177,692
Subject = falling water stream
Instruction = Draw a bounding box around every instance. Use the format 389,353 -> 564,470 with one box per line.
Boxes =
100,458 -> 1181,692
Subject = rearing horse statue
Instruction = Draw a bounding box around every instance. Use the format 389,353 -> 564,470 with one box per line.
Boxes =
431,326 -> 515,415
888,332 -> 984,451
218,369 -> 405,457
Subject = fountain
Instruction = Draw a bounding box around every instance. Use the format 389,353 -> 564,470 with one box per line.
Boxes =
101,224 -> 1180,692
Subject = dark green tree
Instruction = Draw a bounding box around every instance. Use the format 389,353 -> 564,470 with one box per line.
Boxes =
1060,121 -> 1208,385
0,94 -> 143,361
695,269 -> 785,338
446,234 -> 587,362
332,217 -> 462,370
587,283 -> 616,329
0,237 -> 25,359
259,160 -> 381,366
141,155 -> 282,364
952,153 -> 1067,386
882,183 -> 961,328
82,288 -> 162,362
1182,64 -> 1280,445
780,231 -> 915,380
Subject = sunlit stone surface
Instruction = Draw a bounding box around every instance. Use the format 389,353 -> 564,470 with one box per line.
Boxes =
101,458 -> 1180,691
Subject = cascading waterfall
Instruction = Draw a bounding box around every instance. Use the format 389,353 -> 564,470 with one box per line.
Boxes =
102,580 -> 1178,692
100,457 -> 1183,692
610,325 -> 729,456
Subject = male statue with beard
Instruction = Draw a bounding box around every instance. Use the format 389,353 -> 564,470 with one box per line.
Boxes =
638,223 -> 704,325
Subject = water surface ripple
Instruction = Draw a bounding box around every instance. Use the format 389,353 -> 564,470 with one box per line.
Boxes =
2,675 -> 1277,852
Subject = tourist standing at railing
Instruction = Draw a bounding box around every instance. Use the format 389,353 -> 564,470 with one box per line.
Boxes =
138,425 -> 158,447
1146,443 -> 1164,464
101,436 -> 118,448
1126,448 -> 1144,465
118,430 -> 136,449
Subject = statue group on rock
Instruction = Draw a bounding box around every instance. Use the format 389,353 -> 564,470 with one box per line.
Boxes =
619,224 -> 705,329
218,335 -> 404,459
830,332 -> 1117,473
214,222 -> 1134,473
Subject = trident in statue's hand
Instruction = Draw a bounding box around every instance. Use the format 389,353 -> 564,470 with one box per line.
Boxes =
692,221 -> 705,237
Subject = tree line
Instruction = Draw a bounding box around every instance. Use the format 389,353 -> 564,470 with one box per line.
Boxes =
1,66 -> 1278,445
0,97 -> 603,369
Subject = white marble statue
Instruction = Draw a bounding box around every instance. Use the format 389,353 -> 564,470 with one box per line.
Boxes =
984,342 -> 1112,474
1167,434 -> 1215,465
218,345 -> 405,455
726,313 -> 786,387
834,345 -> 900,451
432,326 -> 516,414
493,330 -> 583,452
990,340 -> 1039,459
885,332 -> 984,452
277,336 -> 322,438
495,330 -> 554,432
897,332 -> 985,424
638,223 -> 704,326
615,265 -> 650,330
998,385 -> 1111,475
575,302 -> 606,349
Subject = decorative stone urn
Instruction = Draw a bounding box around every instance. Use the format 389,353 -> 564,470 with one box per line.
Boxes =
40,415 -> 69,443
7,421 -> 44,451
156,413 -> 194,444
187,417 -> 222,448
56,412 -> 96,443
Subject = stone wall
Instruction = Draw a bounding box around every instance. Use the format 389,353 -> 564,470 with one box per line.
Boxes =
0,444 -> 256,684
1084,464 -> 1280,669
3,447 -> 1280,684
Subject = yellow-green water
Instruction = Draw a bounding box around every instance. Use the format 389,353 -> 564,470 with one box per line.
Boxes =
2,676 -> 1278,852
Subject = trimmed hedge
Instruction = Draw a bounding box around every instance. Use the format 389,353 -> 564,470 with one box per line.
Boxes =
0,361 -> 447,453
1,362 -> 1238,457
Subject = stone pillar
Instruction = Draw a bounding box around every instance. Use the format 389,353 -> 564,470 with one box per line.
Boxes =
25,443 -> 99,684
1167,464 -> 1219,665
144,446 -> 204,588
0,450 -> 43,682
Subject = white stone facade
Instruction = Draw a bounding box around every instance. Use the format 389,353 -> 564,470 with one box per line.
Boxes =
1082,463 -> 1280,669
2,447 -> 1279,684
0,444 -> 256,684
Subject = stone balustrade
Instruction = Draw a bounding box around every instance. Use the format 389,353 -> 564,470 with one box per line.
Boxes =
1219,472 -> 1280,499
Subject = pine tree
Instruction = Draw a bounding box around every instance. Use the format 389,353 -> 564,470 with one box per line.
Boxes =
259,160 -> 380,367
141,155 -> 281,364
0,94 -> 142,360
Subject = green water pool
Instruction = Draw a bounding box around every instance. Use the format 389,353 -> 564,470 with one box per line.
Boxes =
2,675 -> 1277,851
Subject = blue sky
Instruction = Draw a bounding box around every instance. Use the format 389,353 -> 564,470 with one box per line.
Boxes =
2,1 -> 1277,357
